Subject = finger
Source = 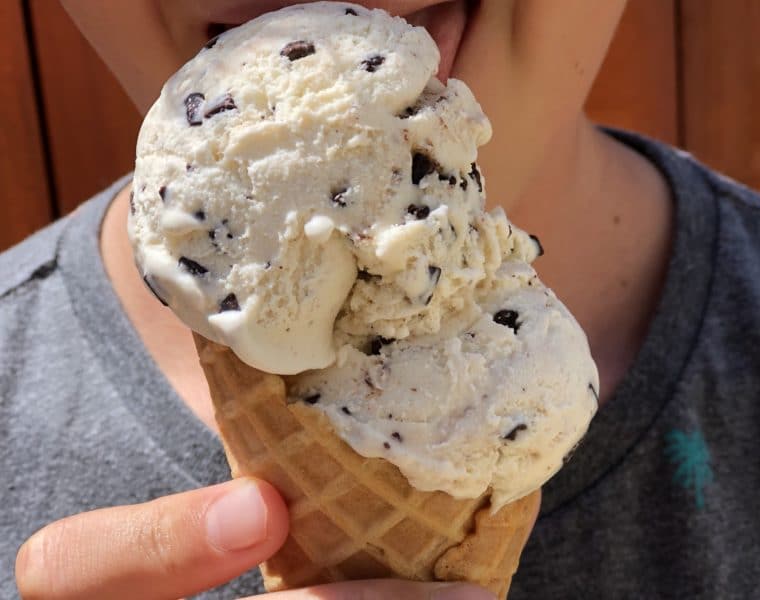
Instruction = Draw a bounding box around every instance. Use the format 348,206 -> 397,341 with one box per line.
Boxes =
255,580 -> 498,600
16,478 -> 288,600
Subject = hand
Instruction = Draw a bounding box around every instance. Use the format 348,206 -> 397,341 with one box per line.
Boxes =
15,478 -> 497,599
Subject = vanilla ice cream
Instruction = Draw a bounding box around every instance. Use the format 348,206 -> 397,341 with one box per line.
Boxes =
130,2 -> 598,509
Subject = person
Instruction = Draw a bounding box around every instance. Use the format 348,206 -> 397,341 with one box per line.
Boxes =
4,0 -> 759,598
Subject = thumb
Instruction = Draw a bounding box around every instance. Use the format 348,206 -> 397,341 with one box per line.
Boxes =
16,477 -> 288,600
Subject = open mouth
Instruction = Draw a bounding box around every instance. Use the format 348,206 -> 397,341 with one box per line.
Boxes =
203,1 -> 476,82
406,0 -> 471,81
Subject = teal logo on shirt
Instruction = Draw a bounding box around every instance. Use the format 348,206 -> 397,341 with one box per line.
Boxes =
665,428 -> 713,509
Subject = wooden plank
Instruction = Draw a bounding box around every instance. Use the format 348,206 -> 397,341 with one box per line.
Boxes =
29,0 -> 141,215
680,0 -> 760,189
0,0 -> 52,252
586,0 -> 678,145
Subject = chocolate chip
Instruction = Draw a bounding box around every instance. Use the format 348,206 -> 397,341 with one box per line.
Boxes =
219,293 -> 240,312
357,269 -> 379,282
459,177 -> 468,191
503,423 -> 528,441
281,40 -> 315,61
129,191 -> 135,215
588,382 -> 600,403
370,336 -> 395,355
345,7 -> 358,15
186,163 -> 194,172
194,210 -> 206,221
226,233 -> 233,239
391,431 -> 403,442
142,275 -> 168,306
493,309 -> 520,332
411,152 -> 436,185
383,441 -> 391,449
423,266 -> 442,306
529,234 -> 544,256
204,93 -> 237,118
399,106 -> 418,119
305,394 -> 321,405
204,34 -> 221,50
158,186 -> 167,201
331,187 -> 348,207
208,230 -> 216,241
184,93 -> 205,126
178,257 -> 208,276
388,413 -> 393,419
341,406 -> 352,415
361,54 -> 385,72
406,204 -> 430,220
468,163 -> 483,192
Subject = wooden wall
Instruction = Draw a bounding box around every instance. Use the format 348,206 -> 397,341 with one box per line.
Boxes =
2,0 -> 759,252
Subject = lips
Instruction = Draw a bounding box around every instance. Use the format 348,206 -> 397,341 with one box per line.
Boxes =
406,1 -> 468,81
200,1 -> 470,82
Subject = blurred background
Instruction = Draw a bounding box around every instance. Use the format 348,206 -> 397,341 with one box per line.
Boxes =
2,0 -> 759,252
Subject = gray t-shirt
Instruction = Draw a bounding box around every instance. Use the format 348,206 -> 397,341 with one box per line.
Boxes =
2,131 -> 759,599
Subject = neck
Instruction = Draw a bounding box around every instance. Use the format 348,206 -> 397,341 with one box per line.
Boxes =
504,117 -> 673,402
100,189 -> 218,432
101,116 -> 672,418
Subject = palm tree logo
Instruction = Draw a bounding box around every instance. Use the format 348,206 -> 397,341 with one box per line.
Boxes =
664,428 -> 714,510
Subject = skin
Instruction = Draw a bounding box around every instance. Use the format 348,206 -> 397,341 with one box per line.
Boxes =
17,1 -> 673,597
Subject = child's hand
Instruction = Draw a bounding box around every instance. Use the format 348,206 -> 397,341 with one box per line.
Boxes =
15,477 -> 494,599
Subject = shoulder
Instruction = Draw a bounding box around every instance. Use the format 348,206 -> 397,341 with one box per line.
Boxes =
643,130 -> 759,216
0,177 -> 130,300
696,158 -> 760,213
608,128 -> 760,248
673,150 -> 760,267
676,144 -> 760,221
0,217 -> 68,299
698,162 -> 760,247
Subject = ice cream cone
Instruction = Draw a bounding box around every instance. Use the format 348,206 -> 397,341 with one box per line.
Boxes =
194,333 -> 540,598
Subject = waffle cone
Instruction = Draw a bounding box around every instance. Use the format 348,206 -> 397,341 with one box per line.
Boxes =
194,333 -> 539,598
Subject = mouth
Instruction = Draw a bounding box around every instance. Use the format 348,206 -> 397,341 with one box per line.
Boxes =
202,1 -> 474,82
406,1 -> 470,81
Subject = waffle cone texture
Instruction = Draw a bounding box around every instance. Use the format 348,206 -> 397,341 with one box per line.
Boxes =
194,333 -> 540,598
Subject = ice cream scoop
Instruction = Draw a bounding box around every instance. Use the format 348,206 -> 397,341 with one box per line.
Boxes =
289,260 -> 598,509
130,1 -> 597,514
128,1 -> 520,375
